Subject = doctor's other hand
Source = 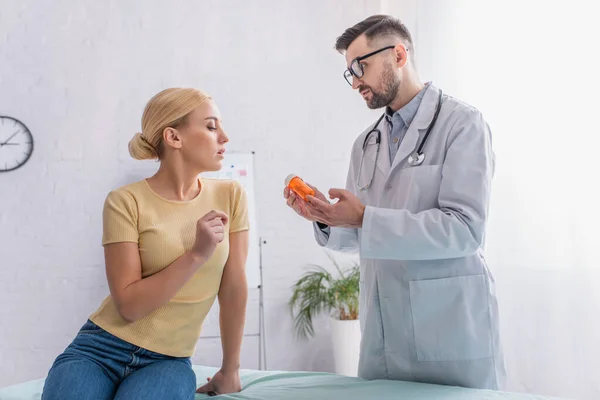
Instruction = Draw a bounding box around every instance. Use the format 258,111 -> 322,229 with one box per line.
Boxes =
283,183 -> 328,222
306,188 -> 366,228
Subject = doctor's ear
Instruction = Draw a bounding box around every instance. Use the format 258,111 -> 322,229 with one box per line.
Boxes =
394,44 -> 409,68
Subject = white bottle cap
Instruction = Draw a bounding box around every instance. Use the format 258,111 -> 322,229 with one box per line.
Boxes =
284,173 -> 297,186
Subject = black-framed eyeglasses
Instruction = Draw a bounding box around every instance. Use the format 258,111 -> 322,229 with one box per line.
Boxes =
343,45 -> 396,86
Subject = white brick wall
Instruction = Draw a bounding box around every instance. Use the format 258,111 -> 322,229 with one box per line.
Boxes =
0,0 -> 386,386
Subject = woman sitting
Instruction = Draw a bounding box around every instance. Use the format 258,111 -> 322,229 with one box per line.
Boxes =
42,87 -> 249,400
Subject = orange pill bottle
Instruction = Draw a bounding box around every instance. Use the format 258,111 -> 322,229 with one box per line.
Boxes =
285,174 -> 315,200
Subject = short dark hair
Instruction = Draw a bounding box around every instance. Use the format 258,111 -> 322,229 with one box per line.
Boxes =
335,15 -> 414,54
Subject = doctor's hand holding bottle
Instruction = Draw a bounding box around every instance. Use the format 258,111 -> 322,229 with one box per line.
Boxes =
283,177 -> 366,229
284,182 -> 328,221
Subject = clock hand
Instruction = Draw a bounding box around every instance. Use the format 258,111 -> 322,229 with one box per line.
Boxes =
0,142 -> 19,146
1,130 -> 20,145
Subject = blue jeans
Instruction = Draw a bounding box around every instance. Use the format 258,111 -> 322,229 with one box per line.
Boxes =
41,320 -> 196,400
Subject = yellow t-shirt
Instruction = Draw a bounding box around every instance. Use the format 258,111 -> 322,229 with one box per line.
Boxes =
89,177 -> 249,357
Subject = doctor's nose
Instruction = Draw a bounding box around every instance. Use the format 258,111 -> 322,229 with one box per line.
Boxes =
352,77 -> 362,90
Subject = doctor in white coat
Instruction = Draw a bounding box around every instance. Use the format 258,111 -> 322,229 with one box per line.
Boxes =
284,15 -> 506,390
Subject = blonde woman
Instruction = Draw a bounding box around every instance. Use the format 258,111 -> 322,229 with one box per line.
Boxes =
41,88 -> 249,399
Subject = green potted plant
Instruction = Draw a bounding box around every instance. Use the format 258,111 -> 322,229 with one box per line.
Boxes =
288,251 -> 361,376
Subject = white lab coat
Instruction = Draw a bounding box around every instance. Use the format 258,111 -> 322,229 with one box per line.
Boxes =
314,83 -> 506,390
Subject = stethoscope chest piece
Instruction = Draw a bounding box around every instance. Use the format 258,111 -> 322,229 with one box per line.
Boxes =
408,152 -> 425,166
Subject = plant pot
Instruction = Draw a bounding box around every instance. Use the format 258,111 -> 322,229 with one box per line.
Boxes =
330,317 -> 361,377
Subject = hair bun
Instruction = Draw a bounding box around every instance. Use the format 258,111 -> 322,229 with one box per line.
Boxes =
128,132 -> 157,160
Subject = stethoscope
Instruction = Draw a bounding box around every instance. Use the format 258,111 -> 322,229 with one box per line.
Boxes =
356,89 -> 444,191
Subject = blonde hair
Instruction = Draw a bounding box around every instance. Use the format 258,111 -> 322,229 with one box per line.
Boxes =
128,88 -> 212,160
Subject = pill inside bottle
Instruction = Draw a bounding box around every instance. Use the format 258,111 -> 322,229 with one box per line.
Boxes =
285,174 -> 315,201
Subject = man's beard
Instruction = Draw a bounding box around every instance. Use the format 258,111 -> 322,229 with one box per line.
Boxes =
360,65 -> 400,109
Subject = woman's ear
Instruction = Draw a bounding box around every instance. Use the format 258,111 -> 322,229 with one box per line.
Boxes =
163,127 -> 183,150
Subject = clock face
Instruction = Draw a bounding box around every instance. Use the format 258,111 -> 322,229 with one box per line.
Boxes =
0,116 -> 34,172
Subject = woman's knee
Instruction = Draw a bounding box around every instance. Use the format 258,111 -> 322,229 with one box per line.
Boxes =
41,359 -> 115,400
160,360 -> 197,397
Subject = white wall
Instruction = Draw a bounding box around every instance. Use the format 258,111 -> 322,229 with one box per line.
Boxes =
0,0 -> 383,386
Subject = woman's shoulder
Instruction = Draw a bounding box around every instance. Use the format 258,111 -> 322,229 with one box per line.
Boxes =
104,180 -> 148,204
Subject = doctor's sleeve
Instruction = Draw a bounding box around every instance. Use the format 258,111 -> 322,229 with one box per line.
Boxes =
361,109 -> 494,260
314,223 -> 360,254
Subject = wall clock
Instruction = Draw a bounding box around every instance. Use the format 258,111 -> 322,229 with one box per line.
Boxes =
0,116 -> 34,172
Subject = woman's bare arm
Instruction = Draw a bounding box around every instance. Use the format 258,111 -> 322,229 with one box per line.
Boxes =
218,230 -> 249,373
104,243 -> 205,322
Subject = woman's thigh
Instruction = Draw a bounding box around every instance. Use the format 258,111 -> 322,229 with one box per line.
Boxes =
113,359 -> 196,400
41,358 -> 116,400
41,319 -> 134,400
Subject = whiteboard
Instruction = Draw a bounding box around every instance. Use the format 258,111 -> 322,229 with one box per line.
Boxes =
200,152 -> 260,289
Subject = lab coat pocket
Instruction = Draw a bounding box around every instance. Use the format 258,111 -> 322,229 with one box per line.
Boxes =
409,274 -> 493,362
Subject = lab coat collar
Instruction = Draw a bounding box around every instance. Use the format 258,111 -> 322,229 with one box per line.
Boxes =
363,111 -> 392,177
377,114 -> 392,175
389,82 -> 441,171
407,82 -> 439,130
